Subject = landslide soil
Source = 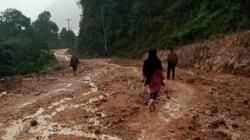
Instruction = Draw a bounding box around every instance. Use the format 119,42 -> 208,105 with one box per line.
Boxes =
0,50 -> 249,140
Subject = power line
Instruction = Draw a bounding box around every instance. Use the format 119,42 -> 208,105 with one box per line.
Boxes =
65,18 -> 74,47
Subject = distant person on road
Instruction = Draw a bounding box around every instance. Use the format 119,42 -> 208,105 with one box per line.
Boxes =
70,54 -> 80,76
167,47 -> 178,80
142,49 -> 164,112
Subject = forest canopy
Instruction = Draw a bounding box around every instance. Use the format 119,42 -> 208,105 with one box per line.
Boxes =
78,0 -> 250,57
0,9 -> 59,77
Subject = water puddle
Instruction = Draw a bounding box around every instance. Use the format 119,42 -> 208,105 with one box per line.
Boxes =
1,120 -> 25,140
163,102 -> 182,118
50,95 -> 104,117
79,76 -> 98,93
2,75 -> 121,140
0,91 -> 7,98
18,84 -> 72,110
19,102 -> 33,109
66,83 -> 72,88
48,98 -> 72,109
25,108 -> 45,119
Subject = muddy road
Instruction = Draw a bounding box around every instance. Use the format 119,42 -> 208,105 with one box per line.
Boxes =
0,49 -> 249,140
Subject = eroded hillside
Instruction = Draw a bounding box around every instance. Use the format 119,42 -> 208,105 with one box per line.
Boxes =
159,31 -> 250,77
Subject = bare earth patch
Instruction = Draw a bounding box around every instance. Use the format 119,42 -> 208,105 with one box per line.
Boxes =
0,50 -> 249,140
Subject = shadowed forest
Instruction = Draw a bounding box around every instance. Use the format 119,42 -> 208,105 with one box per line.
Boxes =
78,0 -> 250,57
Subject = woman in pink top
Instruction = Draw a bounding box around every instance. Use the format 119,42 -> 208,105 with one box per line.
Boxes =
142,49 -> 164,112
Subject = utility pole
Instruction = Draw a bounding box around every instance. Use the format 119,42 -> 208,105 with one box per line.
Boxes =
101,6 -> 108,55
65,18 -> 72,31
65,18 -> 74,47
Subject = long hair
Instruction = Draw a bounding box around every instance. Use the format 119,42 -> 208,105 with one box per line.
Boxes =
143,49 -> 162,85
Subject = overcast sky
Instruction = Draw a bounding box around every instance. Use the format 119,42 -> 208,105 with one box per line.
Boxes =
0,0 -> 81,34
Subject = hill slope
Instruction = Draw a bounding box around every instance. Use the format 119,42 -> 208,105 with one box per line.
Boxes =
78,0 -> 250,57
176,31 -> 250,77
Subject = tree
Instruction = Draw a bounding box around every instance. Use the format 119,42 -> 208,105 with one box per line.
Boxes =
32,11 -> 59,48
59,28 -> 76,48
78,0 -> 250,58
0,9 -> 56,77
0,8 -> 31,40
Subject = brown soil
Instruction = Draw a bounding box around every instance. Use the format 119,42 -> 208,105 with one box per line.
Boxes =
158,30 -> 250,77
0,49 -> 249,140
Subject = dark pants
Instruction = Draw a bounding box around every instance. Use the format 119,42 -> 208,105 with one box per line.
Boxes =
72,65 -> 78,76
167,63 -> 176,80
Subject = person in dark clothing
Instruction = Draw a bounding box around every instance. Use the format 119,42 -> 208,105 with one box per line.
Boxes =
142,49 -> 164,112
167,47 -> 178,80
70,54 -> 80,76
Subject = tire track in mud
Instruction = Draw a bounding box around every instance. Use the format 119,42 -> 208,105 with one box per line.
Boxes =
1,61 -> 122,140
129,80 -> 197,140
162,81 -> 195,121
105,60 -> 199,140
0,51 -> 211,140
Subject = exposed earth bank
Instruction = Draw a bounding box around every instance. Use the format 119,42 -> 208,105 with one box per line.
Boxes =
159,31 -> 250,77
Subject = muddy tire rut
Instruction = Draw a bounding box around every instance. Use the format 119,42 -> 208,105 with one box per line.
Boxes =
0,49 -> 249,140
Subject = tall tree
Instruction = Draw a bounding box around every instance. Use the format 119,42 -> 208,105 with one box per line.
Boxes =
0,8 -> 31,40
78,0 -> 250,57
59,28 -> 76,48
32,11 -> 59,48
0,9 -> 56,77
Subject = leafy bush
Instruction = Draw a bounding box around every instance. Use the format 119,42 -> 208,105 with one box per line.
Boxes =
0,9 -> 58,77
78,0 -> 250,58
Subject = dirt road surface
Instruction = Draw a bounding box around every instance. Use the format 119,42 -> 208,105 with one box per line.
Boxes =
0,49 -> 249,140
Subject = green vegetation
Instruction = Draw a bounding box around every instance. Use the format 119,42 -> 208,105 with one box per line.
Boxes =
78,0 -> 250,57
32,11 -> 59,49
59,28 -> 76,48
0,9 -> 59,77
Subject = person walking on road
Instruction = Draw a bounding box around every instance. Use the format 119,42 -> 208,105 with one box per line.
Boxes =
167,47 -> 178,80
70,54 -> 80,76
142,49 -> 164,112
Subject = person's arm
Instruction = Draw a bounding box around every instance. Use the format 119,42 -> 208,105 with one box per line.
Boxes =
167,54 -> 170,62
160,70 -> 165,86
175,54 -> 178,64
141,61 -> 146,82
